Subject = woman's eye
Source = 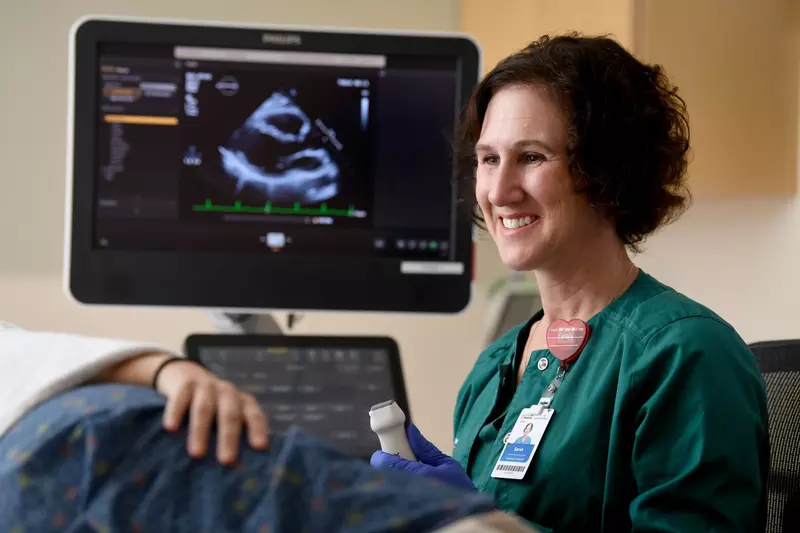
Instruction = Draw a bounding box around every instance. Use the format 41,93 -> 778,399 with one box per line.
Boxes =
481,154 -> 499,165
524,152 -> 544,164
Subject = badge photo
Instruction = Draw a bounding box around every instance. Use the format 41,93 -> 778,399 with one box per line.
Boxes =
492,407 -> 554,480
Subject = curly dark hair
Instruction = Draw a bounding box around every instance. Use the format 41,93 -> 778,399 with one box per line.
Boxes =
456,34 -> 691,251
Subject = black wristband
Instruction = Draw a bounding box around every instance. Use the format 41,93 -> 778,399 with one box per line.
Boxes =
152,357 -> 186,390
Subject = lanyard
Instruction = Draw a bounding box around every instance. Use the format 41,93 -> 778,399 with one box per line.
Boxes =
530,317 -> 591,414
531,365 -> 568,414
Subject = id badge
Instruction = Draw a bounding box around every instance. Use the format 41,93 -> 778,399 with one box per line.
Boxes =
491,407 -> 554,480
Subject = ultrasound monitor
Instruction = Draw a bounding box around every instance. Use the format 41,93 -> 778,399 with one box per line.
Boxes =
185,334 -> 409,460
66,16 -> 481,313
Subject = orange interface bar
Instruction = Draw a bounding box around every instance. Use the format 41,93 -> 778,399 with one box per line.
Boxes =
104,114 -> 178,126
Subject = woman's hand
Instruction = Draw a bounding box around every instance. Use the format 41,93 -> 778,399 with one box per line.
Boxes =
96,353 -> 269,464
371,424 -> 476,491
155,359 -> 269,464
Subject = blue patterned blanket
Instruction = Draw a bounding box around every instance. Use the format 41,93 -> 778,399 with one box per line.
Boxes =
0,384 -> 495,533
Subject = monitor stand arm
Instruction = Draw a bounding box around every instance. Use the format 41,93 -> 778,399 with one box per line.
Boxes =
208,312 -> 284,335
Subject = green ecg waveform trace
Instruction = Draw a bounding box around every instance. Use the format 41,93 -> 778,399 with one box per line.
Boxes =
192,199 -> 363,217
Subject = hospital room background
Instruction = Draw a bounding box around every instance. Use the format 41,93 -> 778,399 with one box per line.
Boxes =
0,0 -> 798,454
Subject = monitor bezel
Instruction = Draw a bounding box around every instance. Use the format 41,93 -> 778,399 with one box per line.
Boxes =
184,333 -> 411,459
66,16 -> 480,314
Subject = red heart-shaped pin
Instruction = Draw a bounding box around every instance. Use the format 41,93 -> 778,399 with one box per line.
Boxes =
546,319 -> 590,364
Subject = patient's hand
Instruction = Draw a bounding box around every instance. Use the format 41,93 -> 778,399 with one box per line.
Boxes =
156,359 -> 269,464
98,353 -> 269,464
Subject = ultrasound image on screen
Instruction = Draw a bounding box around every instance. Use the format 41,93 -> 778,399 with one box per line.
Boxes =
180,65 -> 375,223
219,91 -> 340,204
196,344 -> 395,458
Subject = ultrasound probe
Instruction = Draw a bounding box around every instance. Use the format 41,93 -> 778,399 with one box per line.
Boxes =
369,400 -> 417,462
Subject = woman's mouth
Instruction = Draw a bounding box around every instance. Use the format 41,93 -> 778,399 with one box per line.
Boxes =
500,215 -> 540,231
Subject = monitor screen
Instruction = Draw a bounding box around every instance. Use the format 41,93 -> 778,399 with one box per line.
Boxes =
185,334 -> 409,460
67,17 -> 480,313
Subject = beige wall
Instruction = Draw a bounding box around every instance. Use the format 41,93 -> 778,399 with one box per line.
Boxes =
630,0 -> 800,342
636,0 -> 798,197
461,0 -> 635,70
2,0 -> 800,455
635,1 -> 800,342
635,196 -> 800,343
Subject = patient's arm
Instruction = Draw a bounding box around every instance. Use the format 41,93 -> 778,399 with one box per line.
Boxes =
0,324 -> 269,464
0,324 -> 168,440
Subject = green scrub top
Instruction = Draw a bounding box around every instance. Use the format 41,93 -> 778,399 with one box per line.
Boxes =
453,272 -> 769,533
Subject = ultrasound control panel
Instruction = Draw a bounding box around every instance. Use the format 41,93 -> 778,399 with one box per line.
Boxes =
186,335 -> 408,459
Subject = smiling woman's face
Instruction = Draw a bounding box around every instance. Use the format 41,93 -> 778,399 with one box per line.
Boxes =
475,84 -> 603,272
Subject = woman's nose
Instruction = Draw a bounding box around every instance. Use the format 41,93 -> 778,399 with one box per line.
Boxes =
488,165 -> 525,206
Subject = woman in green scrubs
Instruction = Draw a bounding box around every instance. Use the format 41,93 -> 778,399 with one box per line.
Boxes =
372,34 -> 769,532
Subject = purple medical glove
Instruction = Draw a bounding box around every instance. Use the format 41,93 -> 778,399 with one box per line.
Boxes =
370,424 -> 477,492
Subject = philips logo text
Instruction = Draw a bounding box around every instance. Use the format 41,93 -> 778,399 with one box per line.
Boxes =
261,33 -> 302,46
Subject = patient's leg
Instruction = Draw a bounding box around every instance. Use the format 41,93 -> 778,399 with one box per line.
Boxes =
0,384 -> 497,533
